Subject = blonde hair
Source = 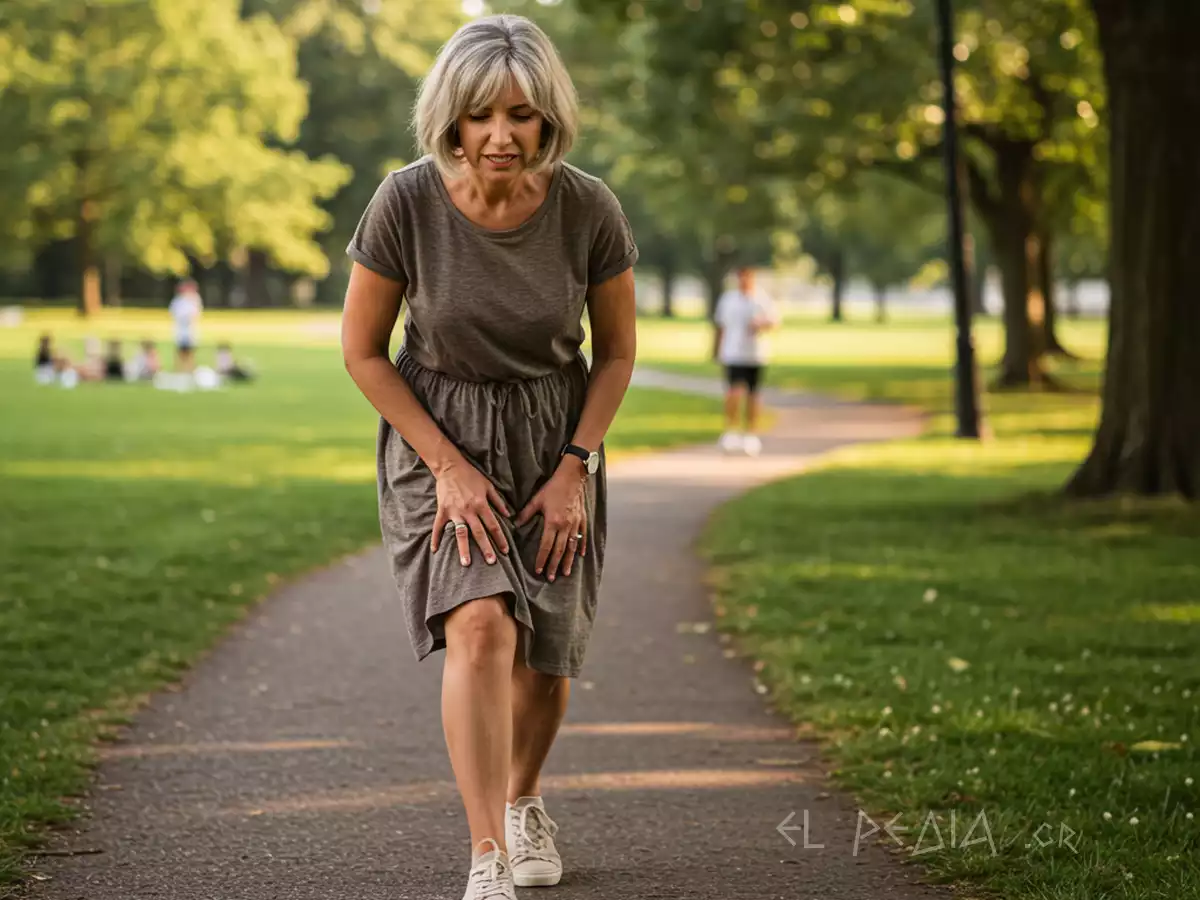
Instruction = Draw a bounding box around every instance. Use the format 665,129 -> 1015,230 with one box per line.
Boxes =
414,14 -> 578,178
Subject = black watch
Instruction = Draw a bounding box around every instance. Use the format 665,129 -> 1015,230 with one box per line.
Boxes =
561,443 -> 600,475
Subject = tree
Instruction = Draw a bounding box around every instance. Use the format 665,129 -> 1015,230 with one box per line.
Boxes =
1067,1 -> 1200,498
0,0 -> 350,314
577,0 -> 1106,385
838,171 -> 947,321
242,0 -> 464,304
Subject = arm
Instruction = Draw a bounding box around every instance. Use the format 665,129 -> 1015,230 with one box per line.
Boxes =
563,267 -> 638,473
515,266 -> 637,580
712,292 -> 726,359
752,295 -> 782,333
340,263 -> 462,478
341,263 -> 510,561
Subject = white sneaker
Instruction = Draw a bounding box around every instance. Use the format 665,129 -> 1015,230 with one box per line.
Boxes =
742,434 -> 762,457
505,796 -> 562,887
461,839 -> 516,900
718,431 -> 743,454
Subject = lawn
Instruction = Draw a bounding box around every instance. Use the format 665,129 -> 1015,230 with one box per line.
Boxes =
634,313 -> 1200,898
0,307 -> 724,884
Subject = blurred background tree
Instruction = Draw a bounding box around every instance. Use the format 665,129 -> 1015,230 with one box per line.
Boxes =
0,0 -> 353,314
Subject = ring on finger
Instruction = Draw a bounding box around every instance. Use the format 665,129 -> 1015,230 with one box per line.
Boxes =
453,521 -> 468,532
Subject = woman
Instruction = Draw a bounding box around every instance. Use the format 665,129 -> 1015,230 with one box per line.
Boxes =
340,14 -> 637,900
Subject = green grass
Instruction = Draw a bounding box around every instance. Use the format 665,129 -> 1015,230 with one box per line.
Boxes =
633,314 -> 1200,898
635,312 -> 1109,406
0,307 -> 723,885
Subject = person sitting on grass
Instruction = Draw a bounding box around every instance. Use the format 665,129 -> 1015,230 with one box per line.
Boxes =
77,336 -> 106,382
129,340 -> 161,381
104,339 -> 127,381
712,266 -> 781,457
34,333 -> 55,384
215,343 -> 254,382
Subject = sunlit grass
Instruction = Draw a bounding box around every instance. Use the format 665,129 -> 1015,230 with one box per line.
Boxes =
0,308 -> 723,885
635,313 -> 1109,409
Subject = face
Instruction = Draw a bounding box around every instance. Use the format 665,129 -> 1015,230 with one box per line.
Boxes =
456,79 -> 544,180
737,269 -> 755,293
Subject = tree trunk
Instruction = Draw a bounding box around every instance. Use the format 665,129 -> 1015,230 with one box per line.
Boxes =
1039,229 -> 1078,359
873,282 -> 887,322
1067,2 -> 1200,498
77,199 -> 102,317
244,250 -> 270,307
829,249 -> 845,322
660,257 -> 676,318
980,140 -> 1054,389
704,266 -> 725,321
968,233 -> 988,315
219,261 -> 237,308
1065,280 -> 1081,318
704,244 -> 735,321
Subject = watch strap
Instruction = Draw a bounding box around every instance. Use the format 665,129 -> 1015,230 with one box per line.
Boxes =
561,443 -> 590,463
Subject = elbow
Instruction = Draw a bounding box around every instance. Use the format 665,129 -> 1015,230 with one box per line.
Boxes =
342,346 -> 381,380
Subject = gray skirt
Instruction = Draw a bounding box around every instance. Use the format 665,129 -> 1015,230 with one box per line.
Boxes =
377,346 -> 607,677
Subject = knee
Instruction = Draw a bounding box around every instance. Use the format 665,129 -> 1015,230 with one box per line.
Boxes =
445,597 -> 516,667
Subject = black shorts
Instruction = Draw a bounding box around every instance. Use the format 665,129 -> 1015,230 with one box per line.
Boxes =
177,340 -> 195,354
725,364 -> 763,392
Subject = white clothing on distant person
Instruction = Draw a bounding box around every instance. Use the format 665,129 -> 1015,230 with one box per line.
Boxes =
713,286 -> 780,366
169,289 -> 203,347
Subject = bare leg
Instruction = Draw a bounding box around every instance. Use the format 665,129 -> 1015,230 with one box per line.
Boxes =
724,384 -> 745,432
508,655 -> 570,802
442,596 -> 518,855
745,389 -> 763,433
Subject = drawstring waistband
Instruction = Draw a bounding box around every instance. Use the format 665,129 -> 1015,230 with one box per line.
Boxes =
393,345 -> 583,457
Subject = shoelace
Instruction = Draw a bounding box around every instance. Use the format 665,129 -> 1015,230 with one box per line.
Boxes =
469,855 -> 513,900
511,805 -> 559,862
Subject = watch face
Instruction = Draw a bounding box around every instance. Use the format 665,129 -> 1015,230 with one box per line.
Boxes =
586,452 -> 599,475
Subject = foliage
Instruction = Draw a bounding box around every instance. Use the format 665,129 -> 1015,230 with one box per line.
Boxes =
0,0 -> 351,277
245,0 -> 466,300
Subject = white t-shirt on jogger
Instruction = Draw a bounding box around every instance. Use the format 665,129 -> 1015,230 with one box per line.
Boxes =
714,289 -> 780,366
169,292 -> 202,346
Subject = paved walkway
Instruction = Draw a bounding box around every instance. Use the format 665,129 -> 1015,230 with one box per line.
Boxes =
28,371 -> 939,900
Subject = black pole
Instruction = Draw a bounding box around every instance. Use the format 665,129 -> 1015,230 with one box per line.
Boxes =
936,0 -> 981,439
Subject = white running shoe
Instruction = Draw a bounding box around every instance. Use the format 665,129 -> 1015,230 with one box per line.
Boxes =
505,796 -> 562,887
742,434 -> 762,457
461,839 -> 516,900
718,431 -> 743,454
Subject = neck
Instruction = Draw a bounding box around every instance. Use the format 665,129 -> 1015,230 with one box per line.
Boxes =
463,166 -> 527,208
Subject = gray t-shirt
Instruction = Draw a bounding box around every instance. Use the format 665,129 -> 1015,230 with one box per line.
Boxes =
346,156 -> 638,383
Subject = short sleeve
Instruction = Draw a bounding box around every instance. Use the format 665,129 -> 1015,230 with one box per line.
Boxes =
588,182 -> 639,286
346,174 -> 408,284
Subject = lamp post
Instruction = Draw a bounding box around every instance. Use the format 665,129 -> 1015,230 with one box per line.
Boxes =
936,0 -> 981,439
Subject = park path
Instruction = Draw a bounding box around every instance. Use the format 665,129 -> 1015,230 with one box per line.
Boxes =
26,370 -> 942,900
